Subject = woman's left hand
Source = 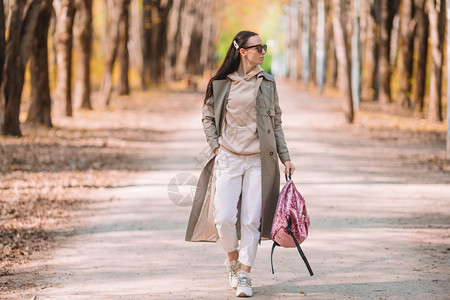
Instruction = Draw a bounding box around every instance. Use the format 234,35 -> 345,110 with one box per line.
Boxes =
283,160 -> 295,176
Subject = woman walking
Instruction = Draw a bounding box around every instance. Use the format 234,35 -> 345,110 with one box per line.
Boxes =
185,30 -> 294,297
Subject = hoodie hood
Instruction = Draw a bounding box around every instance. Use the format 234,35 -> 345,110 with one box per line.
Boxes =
227,65 -> 264,82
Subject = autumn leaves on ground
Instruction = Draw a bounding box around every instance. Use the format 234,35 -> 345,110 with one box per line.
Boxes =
0,90 -> 180,279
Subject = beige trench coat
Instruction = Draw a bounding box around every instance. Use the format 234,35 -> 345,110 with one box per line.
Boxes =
185,72 -> 291,242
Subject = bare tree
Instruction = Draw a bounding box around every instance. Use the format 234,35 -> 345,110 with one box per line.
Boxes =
332,0 -> 354,123
1,0 -> 51,135
129,0 -> 143,81
73,0 -> 93,110
27,0 -> 53,126
316,0 -> 326,91
325,0 -> 338,89
0,0 -> 5,94
361,0 -> 381,101
397,0 -> 416,108
1,1 -> 26,135
53,0 -> 75,116
308,0 -> 318,85
142,0 -> 173,85
164,0 -> 222,83
186,0 -> 209,77
199,0 -> 213,72
412,0 -> 428,113
351,0 -> 361,110
301,0 -> 310,84
174,0 -> 195,80
199,0 -> 222,74
447,0 -> 450,158
118,0 -> 130,95
378,0 -> 400,104
100,0 -> 129,106
165,0 -> 181,82
427,0 -> 445,122
0,0 -> 24,136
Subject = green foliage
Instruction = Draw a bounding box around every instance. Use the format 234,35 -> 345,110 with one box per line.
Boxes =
216,0 -> 285,75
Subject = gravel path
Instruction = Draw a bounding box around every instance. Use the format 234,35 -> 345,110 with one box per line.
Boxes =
3,81 -> 449,299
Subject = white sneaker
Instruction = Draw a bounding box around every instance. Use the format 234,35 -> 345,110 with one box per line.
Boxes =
225,259 -> 241,289
235,272 -> 252,297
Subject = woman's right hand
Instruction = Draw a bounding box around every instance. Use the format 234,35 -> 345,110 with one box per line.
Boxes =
214,147 -> 220,155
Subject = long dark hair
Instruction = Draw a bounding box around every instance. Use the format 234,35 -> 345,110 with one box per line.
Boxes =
203,30 -> 258,104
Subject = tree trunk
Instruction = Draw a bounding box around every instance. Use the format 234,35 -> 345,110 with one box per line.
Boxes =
49,9 -> 57,87
412,0 -> 428,113
309,0 -> 317,85
325,0 -> 337,89
332,0 -> 354,123
1,0 -> 26,136
199,0 -> 212,72
447,0 -> 450,158
142,0 -> 172,85
390,8 -> 401,68
27,0 -> 53,127
165,0 -> 181,82
102,0 -> 110,57
361,0 -> 376,100
208,1 -> 223,71
427,0 -> 445,122
186,0 -> 204,76
141,0 -> 151,87
100,0 -> 129,106
0,0 -> 5,90
118,0 -> 130,95
165,0 -> 221,82
316,0 -> 326,91
301,0 -> 310,85
351,0 -> 361,110
378,0 -> 400,104
0,0 -> 5,130
297,1 -> 303,80
53,0 -> 75,116
73,0 -> 93,110
372,4 -> 381,102
174,0 -> 195,80
397,0 -> 415,108
1,0 -> 47,135
129,0 -> 143,83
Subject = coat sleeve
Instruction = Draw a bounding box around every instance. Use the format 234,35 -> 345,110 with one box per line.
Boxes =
202,96 -> 220,151
273,82 -> 291,163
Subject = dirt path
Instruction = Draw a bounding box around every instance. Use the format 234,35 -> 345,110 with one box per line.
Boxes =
2,81 -> 449,299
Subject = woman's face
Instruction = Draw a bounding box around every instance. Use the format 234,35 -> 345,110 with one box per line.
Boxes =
241,35 -> 266,65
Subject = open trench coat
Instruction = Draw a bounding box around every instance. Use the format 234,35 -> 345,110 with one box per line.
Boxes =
185,71 -> 291,242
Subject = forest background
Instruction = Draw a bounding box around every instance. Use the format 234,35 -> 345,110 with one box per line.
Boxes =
0,0 -> 448,136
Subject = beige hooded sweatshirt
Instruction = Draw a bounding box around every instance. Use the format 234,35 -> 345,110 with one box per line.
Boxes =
218,65 -> 264,155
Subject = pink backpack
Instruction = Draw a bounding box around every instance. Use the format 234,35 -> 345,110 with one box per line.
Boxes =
270,175 -> 313,276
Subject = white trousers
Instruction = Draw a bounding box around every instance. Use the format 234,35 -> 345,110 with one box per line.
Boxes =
213,149 -> 262,267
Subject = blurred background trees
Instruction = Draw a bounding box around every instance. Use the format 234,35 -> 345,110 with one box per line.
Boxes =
0,0 -> 223,136
283,0 -> 448,126
0,0 -> 448,156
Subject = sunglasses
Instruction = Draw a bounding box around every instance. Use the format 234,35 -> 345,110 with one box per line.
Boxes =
243,44 -> 267,54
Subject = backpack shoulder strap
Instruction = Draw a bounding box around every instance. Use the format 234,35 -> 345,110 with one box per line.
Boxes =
270,241 -> 278,274
286,215 -> 314,276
